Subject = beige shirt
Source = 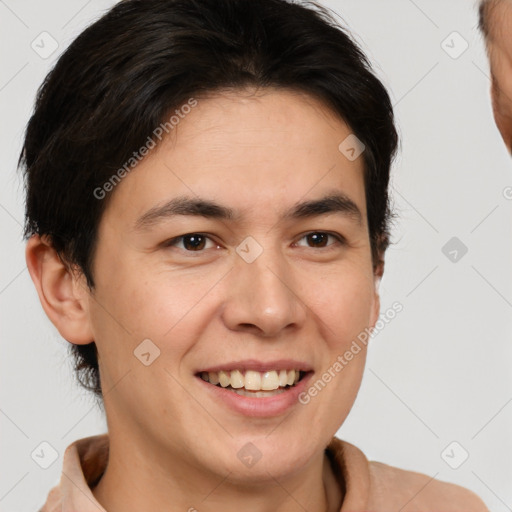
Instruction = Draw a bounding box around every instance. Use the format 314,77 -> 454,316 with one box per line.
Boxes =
39,434 -> 488,511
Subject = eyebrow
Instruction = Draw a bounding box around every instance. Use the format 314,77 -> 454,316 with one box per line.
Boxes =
133,192 -> 363,232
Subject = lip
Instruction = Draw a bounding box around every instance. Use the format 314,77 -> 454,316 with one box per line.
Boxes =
195,359 -> 313,373
195,370 -> 314,418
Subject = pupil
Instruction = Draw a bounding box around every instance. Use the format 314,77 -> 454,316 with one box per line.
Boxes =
308,232 -> 327,247
184,235 -> 205,251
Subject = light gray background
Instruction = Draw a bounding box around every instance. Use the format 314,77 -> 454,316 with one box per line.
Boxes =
1,0 -> 511,510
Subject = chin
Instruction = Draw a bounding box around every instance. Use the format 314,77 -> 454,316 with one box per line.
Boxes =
220,432 -> 324,481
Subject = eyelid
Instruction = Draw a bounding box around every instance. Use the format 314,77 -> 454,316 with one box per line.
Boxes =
161,233 -> 220,251
161,230 -> 346,253
294,231 -> 346,248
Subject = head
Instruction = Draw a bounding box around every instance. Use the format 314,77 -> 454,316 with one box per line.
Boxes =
22,0 -> 397,480
479,0 -> 512,153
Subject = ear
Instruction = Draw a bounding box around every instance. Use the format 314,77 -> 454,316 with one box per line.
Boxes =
369,255 -> 384,330
25,234 -> 94,345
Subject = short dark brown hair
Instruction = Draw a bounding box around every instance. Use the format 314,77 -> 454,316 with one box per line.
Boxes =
19,0 -> 398,400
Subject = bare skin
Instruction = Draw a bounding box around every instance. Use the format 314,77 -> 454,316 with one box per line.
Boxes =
482,0 -> 512,153
26,87 -> 382,512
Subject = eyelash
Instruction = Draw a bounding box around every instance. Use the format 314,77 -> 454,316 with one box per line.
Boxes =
162,231 -> 346,253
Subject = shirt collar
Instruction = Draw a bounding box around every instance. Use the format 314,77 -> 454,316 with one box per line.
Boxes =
41,434 -> 369,511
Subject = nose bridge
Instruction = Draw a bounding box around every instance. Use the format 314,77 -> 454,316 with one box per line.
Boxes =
222,238 -> 304,336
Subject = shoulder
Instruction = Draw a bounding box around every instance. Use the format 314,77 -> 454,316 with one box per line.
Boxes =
326,437 -> 488,512
367,460 -> 489,512
39,484 -> 61,512
39,434 -> 109,511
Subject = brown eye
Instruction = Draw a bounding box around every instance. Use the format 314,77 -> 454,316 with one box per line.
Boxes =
296,232 -> 344,249
182,234 -> 206,251
164,233 -> 215,252
306,232 -> 329,247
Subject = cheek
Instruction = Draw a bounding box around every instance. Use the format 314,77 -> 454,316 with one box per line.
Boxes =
490,51 -> 512,113
300,264 -> 375,345
92,260 -> 229,355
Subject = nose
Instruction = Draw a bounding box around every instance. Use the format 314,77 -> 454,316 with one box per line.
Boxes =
220,243 -> 306,338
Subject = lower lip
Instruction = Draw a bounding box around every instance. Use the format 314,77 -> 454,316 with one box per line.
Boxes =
196,373 -> 314,418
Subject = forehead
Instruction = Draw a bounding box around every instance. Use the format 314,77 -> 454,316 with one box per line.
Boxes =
100,88 -> 367,229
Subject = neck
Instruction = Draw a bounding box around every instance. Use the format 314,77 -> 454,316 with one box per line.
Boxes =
92,429 -> 342,512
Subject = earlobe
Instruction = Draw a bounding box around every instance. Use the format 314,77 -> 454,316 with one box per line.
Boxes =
370,258 -> 384,328
25,234 -> 94,345
370,285 -> 381,330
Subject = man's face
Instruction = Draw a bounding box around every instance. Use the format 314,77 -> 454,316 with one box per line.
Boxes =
484,0 -> 512,153
85,88 -> 381,480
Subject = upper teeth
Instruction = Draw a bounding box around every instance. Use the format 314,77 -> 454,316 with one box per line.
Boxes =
200,369 -> 301,391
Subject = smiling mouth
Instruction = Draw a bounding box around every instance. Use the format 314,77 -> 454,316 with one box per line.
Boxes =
198,369 -> 308,397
